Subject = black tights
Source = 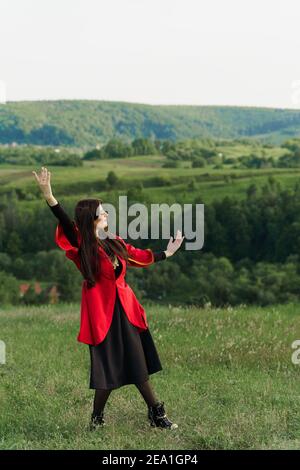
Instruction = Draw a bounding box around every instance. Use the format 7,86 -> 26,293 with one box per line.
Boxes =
92,388 -> 112,416
92,379 -> 159,416
135,379 -> 159,407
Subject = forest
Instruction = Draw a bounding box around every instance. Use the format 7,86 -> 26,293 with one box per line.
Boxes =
1,135 -> 300,307
2,100 -> 300,147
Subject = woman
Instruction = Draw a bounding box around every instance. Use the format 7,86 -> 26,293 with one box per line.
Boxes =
32,166 -> 184,431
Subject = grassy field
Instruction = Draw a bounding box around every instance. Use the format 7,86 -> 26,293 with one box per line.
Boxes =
1,301 -> 300,450
2,149 -> 300,210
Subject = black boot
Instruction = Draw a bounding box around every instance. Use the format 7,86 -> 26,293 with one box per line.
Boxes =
89,410 -> 106,431
148,401 -> 178,430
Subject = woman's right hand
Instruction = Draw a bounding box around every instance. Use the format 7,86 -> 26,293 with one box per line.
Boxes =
32,166 -> 53,200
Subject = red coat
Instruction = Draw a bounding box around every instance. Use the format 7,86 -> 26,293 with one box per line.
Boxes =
55,222 -> 156,346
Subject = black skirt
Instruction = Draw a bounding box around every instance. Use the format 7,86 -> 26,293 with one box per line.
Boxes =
88,288 -> 163,390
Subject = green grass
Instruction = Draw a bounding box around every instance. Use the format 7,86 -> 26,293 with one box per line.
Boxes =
1,302 -> 300,450
2,153 -> 300,211
0,149 -> 292,189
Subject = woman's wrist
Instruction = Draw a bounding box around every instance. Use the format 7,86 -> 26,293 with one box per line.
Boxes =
164,250 -> 173,258
45,194 -> 58,206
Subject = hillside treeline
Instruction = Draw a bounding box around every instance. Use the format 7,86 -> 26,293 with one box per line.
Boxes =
2,100 -> 300,145
1,178 -> 300,307
2,136 -> 300,169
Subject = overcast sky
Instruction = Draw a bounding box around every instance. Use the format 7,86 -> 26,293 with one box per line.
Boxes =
1,0 -> 300,108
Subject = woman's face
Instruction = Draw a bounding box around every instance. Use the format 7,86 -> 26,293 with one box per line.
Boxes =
94,203 -> 108,234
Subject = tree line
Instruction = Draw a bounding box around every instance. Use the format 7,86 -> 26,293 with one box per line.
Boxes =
1,178 -> 300,306
2,136 -> 300,167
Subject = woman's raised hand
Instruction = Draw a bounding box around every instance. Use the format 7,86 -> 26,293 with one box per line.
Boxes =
165,230 -> 185,257
32,166 -> 53,200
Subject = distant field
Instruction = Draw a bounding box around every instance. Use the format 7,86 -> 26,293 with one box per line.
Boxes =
0,301 -> 300,450
1,145 -> 300,208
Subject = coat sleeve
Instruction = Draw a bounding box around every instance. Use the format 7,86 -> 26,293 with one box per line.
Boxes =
116,235 -> 166,267
55,222 -> 81,269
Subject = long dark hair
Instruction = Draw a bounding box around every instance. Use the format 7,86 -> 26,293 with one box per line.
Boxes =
74,198 -> 128,288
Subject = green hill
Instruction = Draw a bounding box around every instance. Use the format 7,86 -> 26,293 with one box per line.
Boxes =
1,100 -> 300,148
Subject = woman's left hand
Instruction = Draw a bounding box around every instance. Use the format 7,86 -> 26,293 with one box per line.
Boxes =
165,230 -> 185,257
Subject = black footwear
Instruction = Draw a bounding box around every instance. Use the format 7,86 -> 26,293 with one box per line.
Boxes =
89,411 -> 106,430
148,401 -> 178,430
